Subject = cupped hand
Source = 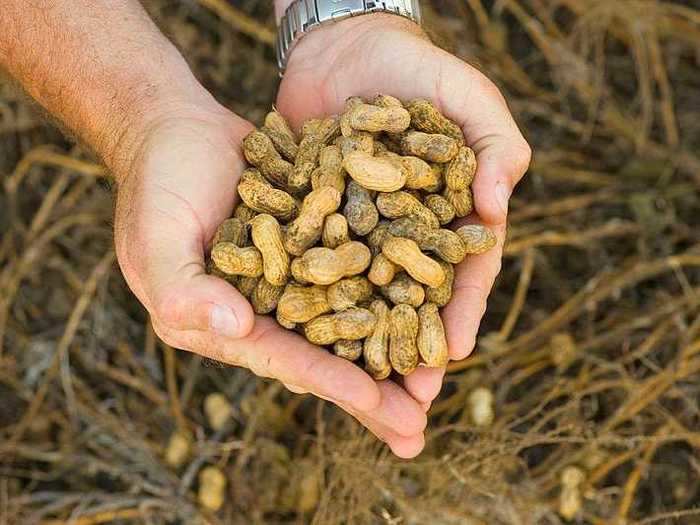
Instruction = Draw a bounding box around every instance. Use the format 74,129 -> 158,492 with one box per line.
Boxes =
112,104 -> 426,458
278,14 -> 531,419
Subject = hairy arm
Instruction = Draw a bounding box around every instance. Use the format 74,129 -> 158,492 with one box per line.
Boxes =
0,0 -> 216,175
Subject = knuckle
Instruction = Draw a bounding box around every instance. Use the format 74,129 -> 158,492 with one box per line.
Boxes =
513,141 -> 533,178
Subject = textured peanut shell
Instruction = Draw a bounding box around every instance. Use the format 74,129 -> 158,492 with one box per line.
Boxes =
372,94 -> 403,108
211,242 -> 263,278
375,191 -> 439,229
343,181 -> 379,236
311,145 -> 345,193
250,214 -> 289,286
251,278 -> 285,314
305,308 -> 377,345
381,272 -> 425,307
425,259 -> 454,307
378,152 -> 440,191
263,109 -> 298,161
388,217 -> 467,264
238,170 -> 297,221
276,309 -> 297,330
405,99 -> 465,144
236,275 -> 260,299
400,131 -> 459,163
424,194 -> 455,225
198,467 -> 226,512
277,284 -> 331,323
336,132 -> 374,157
340,97 -> 365,137
285,186 -> 342,256
417,302 -> 449,367
456,224 -> 497,254
442,186 -> 473,217
347,103 -> 410,134
333,339 -> 363,361
382,236 -> 445,288
212,217 -> 248,247
389,304 -> 419,375
243,130 -> 293,188
291,117 -> 340,193
445,146 -> 477,191
343,151 -> 406,192
363,300 -> 392,380
322,213 -> 350,249
232,202 -> 258,224
291,242 -> 371,285
367,253 -> 398,286
327,276 -> 373,311
366,221 -> 391,255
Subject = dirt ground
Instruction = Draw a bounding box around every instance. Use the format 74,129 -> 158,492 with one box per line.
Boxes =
1,1 -> 699,523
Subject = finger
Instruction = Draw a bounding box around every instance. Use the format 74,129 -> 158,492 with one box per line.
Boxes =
441,221 -> 506,360
402,366 -> 445,405
351,409 -> 426,459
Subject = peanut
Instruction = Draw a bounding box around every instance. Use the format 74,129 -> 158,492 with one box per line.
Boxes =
322,213 -> 350,248
203,392 -> 231,431
276,309 -> 297,330
344,181 -> 379,235
363,299 -> 392,379
198,466 -> 226,512
165,430 -> 192,468
277,284 -> 331,323
372,94 -> 403,108
327,276 -> 373,311
333,339 -> 363,361
243,130 -> 293,188
376,190 -> 440,229
291,117 -> 340,193
346,103 -> 410,133
262,109 -> 298,161
232,202 -> 257,223
212,217 -> 248,247
311,145 -> 345,193
367,253 -> 398,286
468,387 -> 495,427
425,259 -> 454,307
336,132 -> 374,156
291,241 -> 371,285
381,272 -> 425,307
388,217 -> 467,264
250,214 -> 289,286
382,236 -> 445,288
343,151 -> 406,192
378,151 -> 440,190
284,186 -> 342,256
417,302 -> 448,367
211,242 -> 263,278
445,145 -> 477,191
456,224 -> 497,254
238,169 -> 297,221
251,278 -> 285,314
400,131 -> 459,163
305,308 -> 376,345
405,99 -> 465,144
236,275 -> 260,299
442,186 -> 473,217
389,304 -> 419,375
424,194 -> 455,225
340,96 -> 364,137
366,221 -> 391,255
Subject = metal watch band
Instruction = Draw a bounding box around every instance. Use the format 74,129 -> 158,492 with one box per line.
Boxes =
276,0 -> 421,74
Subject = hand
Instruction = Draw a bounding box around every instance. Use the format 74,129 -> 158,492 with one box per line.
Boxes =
278,14 -> 531,422
112,101 -> 427,458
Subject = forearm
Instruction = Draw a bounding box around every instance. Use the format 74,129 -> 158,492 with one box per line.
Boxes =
0,0 -> 216,172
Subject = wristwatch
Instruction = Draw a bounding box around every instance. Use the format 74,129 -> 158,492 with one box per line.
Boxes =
276,0 -> 422,74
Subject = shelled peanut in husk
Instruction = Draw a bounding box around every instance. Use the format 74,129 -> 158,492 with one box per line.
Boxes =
208,96 -> 497,377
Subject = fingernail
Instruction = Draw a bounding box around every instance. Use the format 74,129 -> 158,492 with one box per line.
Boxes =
496,182 -> 511,217
210,304 -> 240,338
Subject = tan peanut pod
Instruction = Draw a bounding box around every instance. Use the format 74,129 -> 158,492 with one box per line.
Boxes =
366,221 -> 391,255
165,430 -> 192,467
212,217 -> 248,247
243,130 -> 293,188
263,109 -> 298,161
424,163 -> 445,193
373,141 -> 389,155
417,302 -> 448,367
336,132 -> 374,157
347,103 -> 411,133
405,99 -> 465,144
382,236 -> 445,288
302,118 -> 322,137
232,202 -> 258,224
425,259 -> 454,307
250,214 -> 289,286
291,241 -> 371,285
327,276 -> 374,311
276,309 -> 297,330
212,242 -> 263,278
389,304 -> 419,375
344,181 -> 379,236
333,339 -> 363,361
285,186 -> 342,256
277,284 -> 331,323
238,169 -> 297,221
375,191 -> 440,229
204,393 -> 232,431
343,151 -> 406,192
367,253 -> 398,286
456,224 -> 497,254
251,278 -> 285,314
291,117 -> 340,193
372,94 -> 404,108
445,146 -> 477,191
442,186 -> 473,217
388,217 -> 467,264
363,300 -> 392,380
322,213 -> 350,248
377,151 -> 440,191
400,131 -> 459,163
381,272 -> 425,307
198,466 -> 226,512
311,145 -> 345,193
265,108 -> 297,140
340,96 -> 365,137
236,275 -> 260,299
304,308 -> 377,345
424,194 -> 455,225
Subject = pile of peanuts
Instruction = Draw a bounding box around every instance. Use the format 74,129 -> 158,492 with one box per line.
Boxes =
208,95 -> 496,378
